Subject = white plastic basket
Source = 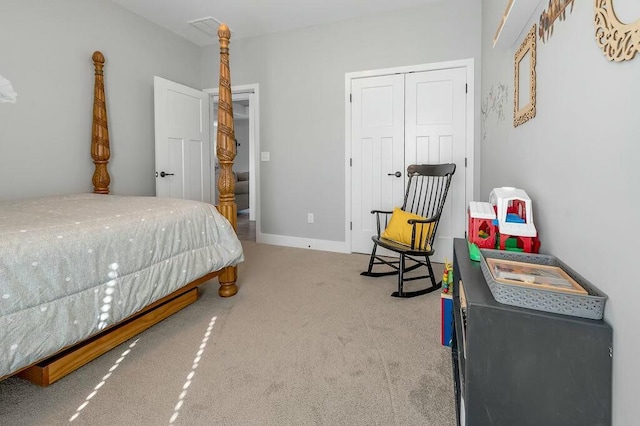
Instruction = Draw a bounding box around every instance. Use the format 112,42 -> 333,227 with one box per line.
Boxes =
479,249 -> 607,320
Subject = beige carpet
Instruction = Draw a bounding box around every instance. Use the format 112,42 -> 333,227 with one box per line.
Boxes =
0,242 -> 455,425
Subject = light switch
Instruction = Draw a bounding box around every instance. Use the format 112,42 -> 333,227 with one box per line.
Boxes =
261,152 -> 270,161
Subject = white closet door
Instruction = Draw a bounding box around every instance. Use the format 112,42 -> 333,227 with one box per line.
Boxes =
351,74 -> 405,255
405,68 -> 467,262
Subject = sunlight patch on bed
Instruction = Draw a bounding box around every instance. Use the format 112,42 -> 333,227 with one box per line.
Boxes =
98,263 -> 119,330
169,316 -> 217,424
68,339 -> 139,422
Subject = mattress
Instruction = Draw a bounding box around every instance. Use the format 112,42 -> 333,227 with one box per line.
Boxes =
0,194 -> 244,378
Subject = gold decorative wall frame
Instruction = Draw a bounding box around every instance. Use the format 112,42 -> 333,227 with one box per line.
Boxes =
594,0 -> 640,61
514,24 -> 537,127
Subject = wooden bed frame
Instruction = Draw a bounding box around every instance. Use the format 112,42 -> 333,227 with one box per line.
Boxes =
11,24 -> 238,387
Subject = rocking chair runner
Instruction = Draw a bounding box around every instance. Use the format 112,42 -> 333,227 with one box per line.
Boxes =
361,163 -> 456,298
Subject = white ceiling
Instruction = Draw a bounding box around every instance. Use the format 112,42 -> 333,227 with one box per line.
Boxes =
108,0 -> 444,46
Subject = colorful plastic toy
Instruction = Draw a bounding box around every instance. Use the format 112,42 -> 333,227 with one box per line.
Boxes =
468,241 -> 481,261
440,259 -> 454,347
441,259 -> 454,294
468,201 -> 497,249
489,187 -> 540,253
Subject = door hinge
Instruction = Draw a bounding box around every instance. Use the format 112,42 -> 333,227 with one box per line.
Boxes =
465,83 -> 468,93
350,158 -> 352,167
350,221 -> 352,230
465,157 -> 468,167
350,94 -> 352,103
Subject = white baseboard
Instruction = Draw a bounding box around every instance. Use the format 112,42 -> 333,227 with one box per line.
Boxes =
256,232 -> 349,254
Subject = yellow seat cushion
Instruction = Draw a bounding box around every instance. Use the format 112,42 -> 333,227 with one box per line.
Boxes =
382,207 -> 434,249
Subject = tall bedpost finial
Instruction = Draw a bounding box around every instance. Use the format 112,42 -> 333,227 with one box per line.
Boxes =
218,23 -> 231,48
91,51 -> 111,194
216,24 -> 238,298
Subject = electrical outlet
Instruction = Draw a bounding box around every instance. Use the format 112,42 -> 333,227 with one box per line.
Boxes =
307,213 -> 314,223
261,151 -> 270,161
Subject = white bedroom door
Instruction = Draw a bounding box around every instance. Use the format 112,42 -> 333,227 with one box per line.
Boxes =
154,76 -> 211,202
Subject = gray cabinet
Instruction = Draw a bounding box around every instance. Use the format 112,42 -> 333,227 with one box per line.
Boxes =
451,239 -> 612,426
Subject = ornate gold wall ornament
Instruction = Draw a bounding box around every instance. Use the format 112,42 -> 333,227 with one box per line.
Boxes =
514,25 -> 537,127
539,0 -> 575,43
594,0 -> 640,61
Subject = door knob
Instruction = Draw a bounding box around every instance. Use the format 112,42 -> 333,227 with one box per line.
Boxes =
159,171 -> 174,178
388,171 -> 402,177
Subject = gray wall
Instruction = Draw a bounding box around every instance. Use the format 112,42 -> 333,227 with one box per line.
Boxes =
481,1 -> 640,424
0,0 -> 201,199
201,1 -> 482,241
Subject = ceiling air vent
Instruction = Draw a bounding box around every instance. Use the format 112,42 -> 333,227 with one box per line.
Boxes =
188,16 -> 228,37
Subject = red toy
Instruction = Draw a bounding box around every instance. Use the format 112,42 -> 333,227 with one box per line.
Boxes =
468,193 -> 541,254
468,201 -> 497,249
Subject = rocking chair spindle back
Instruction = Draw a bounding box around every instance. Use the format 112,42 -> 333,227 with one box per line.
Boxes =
362,163 -> 456,298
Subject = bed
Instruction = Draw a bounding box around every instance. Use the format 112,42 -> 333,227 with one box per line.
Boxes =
0,24 -> 242,386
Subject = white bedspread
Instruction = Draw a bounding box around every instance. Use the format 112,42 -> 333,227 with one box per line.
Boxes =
0,194 -> 243,378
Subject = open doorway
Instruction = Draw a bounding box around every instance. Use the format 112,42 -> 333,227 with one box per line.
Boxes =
208,84 -> 259,242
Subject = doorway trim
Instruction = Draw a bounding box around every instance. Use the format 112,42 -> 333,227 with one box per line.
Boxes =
344,59 -> 475,253
205,83 -> 260,232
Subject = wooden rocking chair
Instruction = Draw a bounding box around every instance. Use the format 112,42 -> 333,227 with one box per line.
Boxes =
361,163 -> 456,298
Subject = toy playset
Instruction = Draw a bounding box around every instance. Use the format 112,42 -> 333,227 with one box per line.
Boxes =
468,187 -> 540,256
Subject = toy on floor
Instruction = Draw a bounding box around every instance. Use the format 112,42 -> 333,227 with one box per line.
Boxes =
440,259 -> 454,347
489,187 -> 540,253
441,259 -> 453,294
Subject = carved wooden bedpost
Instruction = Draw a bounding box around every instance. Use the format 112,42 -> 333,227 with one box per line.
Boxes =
216,24 -> 238,298
91,51 -> 111,194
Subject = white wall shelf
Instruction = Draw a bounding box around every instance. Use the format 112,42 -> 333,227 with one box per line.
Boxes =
493,0 -> 543,49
